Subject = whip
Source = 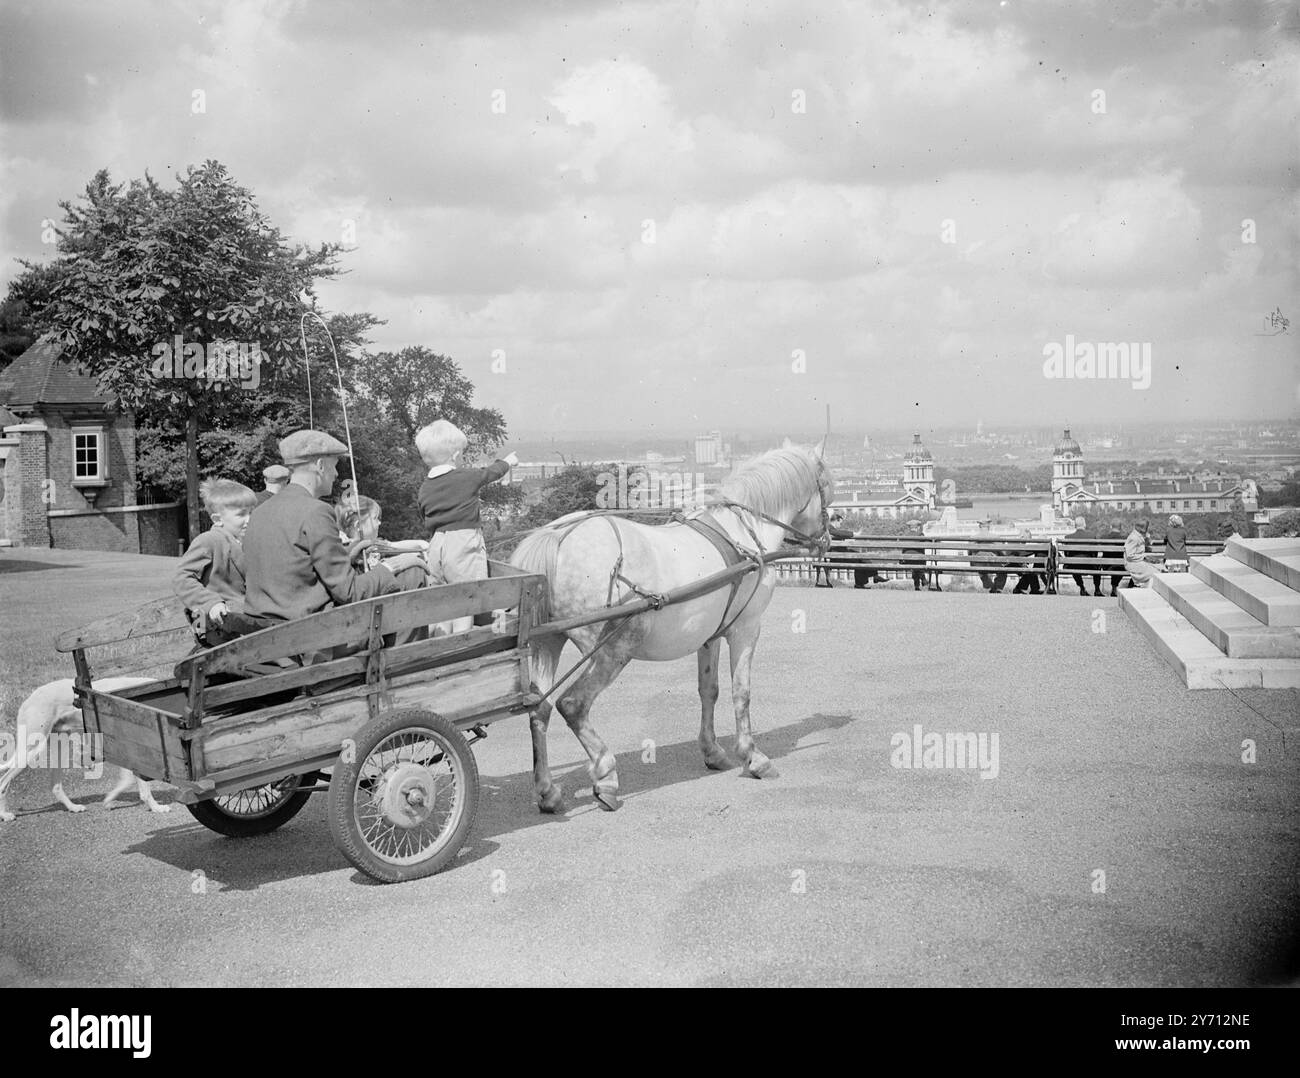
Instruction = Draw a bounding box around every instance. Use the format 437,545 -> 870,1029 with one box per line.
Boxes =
298,311 -> 359,502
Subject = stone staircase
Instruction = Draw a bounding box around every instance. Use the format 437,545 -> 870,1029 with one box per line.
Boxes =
1120,537 -> 1300,689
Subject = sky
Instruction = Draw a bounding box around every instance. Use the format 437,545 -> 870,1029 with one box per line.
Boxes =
0,0 -> 1297,438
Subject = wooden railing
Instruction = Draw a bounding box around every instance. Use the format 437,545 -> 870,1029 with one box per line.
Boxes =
778,536 -> 1226,589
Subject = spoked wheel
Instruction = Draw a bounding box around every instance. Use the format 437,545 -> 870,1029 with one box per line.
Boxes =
187,771 -> 322,837
328,709 -> 479,883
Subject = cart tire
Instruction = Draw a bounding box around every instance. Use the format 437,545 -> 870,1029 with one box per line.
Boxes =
186,771 -> 322,837
328,709 -> 478,883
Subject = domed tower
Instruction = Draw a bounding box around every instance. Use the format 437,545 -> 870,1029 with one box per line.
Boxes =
903,432 -> 936,508
1052,427 -> 1084,512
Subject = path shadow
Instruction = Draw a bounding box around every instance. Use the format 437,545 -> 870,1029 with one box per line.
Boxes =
0,558 -> 83,574
120,710 -> 856,890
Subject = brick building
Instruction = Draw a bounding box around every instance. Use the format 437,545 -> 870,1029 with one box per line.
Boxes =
0,338 -> 180,554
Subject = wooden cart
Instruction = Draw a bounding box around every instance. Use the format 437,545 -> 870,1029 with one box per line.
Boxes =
56,561 -> 548,883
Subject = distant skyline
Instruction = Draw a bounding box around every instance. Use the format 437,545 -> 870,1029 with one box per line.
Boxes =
2,0 -> 1298,430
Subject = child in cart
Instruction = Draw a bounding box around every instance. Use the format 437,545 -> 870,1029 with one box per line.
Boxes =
174,478 -> 256,647
335,493 -> 429,572
415,421 -> 517,635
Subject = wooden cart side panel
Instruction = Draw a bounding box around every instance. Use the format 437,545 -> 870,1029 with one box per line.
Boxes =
81,691 -> 191,783
56,596 -> 191,652
197,617 -> 521,711
180,575 -> 535,679
198,651 -> 525,774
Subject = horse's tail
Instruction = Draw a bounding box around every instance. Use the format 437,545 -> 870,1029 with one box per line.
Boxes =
510,527 -> 566,695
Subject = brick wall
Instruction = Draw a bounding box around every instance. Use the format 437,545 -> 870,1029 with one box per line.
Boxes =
44,411 -> 135,514
18,425 -> 51,546
137,504 -> 182,557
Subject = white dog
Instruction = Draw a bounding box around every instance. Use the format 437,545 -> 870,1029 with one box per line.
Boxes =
0,677 -> 171,823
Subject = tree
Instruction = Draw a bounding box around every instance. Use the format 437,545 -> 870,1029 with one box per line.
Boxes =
519,465 -> 606,529
350,346 -> 506,457
21,161 -> 345,537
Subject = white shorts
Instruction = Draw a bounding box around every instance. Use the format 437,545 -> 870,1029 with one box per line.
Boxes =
425,527 -> 489,585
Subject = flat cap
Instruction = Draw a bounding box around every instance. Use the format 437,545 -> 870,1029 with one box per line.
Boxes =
279,429 -> 350,465
262,464 -> 291,481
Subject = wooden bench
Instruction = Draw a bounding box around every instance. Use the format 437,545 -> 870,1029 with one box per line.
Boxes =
808,537 -> 1054,583
1054,539 -> 1223,591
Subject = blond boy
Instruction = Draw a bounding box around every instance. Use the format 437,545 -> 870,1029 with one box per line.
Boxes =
415,420 -> 517,634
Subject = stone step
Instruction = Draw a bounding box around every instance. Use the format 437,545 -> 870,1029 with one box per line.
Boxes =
1226,537 -> 1300,592
1191,554 -> 1300,627
1152,573 -> 1300,657
1120,589 -> 1300,690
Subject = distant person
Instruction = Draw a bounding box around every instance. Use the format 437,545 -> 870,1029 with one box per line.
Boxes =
255,463 -> 290,504
902,521 -> 936,591
1064,516 -> 1099,596
1101,520 -> 1126,596
1010,531 -> 1043,595
816,511 -> 854,588
1124,518 -> 1159,587
1163,514 -> 1189,572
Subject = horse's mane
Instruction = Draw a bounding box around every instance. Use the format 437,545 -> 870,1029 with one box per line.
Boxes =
713,446 -> 828,518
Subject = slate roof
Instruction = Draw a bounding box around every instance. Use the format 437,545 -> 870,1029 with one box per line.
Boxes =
0,337 -> 114,411
1060,478 -> 1243,498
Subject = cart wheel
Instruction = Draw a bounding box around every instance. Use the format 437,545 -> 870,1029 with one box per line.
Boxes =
186,771 -> 322,838
328,709 -> 478,883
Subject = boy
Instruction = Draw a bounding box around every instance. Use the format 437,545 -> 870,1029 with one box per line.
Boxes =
174,478 -> 256,646
415,420 -> 517,634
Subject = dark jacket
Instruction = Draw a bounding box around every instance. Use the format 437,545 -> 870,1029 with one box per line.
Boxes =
417,461 -> 510,534
1164,525 -> 1188,559
243,483 -> 398,623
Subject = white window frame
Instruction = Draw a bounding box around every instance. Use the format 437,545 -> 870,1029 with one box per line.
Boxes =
70,425 -> 109,486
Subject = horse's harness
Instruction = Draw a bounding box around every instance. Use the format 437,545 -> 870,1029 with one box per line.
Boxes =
548,459 -> 831,645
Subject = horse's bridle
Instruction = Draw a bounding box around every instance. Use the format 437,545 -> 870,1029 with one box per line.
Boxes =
709,456 -> 832,554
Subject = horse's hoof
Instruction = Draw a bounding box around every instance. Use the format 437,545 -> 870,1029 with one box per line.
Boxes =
148,803 -> 172,814
0,811 -> 14,824
744,754 -> 772,778
593,787 -> 621,812
538,786 -> 565,814
67,803 -> 87,813
703,751 -> 731,771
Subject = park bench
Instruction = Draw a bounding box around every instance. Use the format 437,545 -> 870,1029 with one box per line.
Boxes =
1054,538 -> 1224,591
801,535 -> 1227,590
808,536 -> 1054,586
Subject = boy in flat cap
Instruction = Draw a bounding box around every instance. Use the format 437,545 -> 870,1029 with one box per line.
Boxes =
241,431 -> 426,650
256,463 -> 290,504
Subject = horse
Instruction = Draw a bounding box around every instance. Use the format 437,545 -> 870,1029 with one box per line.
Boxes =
509,443 -> 832,813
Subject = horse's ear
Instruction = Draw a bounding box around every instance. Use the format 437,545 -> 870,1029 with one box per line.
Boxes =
814,435 -> 827,458
781,437 -> 794,450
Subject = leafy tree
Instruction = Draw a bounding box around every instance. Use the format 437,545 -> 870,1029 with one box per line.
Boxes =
20,161 -> 344,536
519,464 -> 606,529
1263,510 -> 1300,537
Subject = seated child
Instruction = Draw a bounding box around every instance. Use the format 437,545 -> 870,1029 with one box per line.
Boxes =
334,492 -> 431,648
414,420 -> 517,634
174,478 -> 256,647
335,494 -> 429,572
